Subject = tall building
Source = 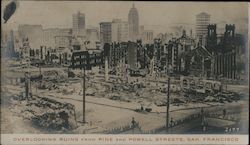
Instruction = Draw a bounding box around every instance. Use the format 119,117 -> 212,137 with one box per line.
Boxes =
127,42 -> 137,70
128,4 -> 139,41
196,12 -> 210,42
142,30 -> 154,44
111,19 -> 129,42
73,11 -> 85,36
18,24 -> 43,49
100,22 -> 112,44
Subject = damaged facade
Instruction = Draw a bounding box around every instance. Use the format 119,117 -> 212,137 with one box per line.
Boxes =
169,24 -> 247,80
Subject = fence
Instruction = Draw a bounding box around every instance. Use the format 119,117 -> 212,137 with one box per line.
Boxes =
101,112 -> 237,134
104,122 -> 141,134
144,113 -> 202,134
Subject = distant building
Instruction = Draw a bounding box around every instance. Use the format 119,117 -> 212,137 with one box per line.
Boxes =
128,4 -> 139,41
142,30 -> 153,44
103,42 -> 127,70
86,27 -> 99,41
4,30 -> 16,58
70,50 -> 103,70
111,19 -> 129,42
1,30 -> 8,47
18,24 -> 43,49
165,33 -> 174,43
170,25 -> 185,38
100,22 -> 112,44
127,42 -> 137,70
196,12 -> 210,43
43,28 -> 60,48
166,30 -> 196,74
179,24 -> 246,80
139,25 -> 144,39
73,11 -> 85,36
55,28 -> 73,49
210,24 -> 246,80
156,33 -> 164,40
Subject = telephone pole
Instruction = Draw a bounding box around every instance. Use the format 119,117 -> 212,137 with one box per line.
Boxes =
166,64 -> 172,133
166,76 -> 170,132
82,66 -> 86,123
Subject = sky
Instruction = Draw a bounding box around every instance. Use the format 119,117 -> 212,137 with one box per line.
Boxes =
1,1 -> 248,34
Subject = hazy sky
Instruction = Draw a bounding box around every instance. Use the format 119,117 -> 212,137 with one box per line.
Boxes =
1,1 -> 248,34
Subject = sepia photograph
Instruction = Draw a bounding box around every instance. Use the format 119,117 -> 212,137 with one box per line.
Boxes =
1,1 -> 249,144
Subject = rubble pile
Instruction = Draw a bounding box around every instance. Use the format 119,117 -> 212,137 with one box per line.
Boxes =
38,70 -> 70,90
38,81 -> 59,90
32,111 -> 71,131
10,95 -> 77,132
101,82 -> 146,102
183,90 -> 242,103
106,93 -> 131,102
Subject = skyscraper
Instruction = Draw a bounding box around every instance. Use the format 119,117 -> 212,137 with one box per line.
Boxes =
73,11 -> 85,36
111,19 -> 129,42
196,12 -> 210,43
100,22 -> 112,44
128,4 -> 139,41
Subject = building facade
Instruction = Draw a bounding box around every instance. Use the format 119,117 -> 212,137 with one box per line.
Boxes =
211,24 -> 244,80
100,22 -> 112,44
127,42 -> 138,70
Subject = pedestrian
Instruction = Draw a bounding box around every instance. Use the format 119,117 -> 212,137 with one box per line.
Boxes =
201,108 -> 204,115
170,118 -> 174,127
223,109 -> 226,118
141,105 -> 144,111
131,117 -> 136,127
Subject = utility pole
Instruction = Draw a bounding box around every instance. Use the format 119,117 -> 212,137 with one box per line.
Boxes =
39,65 -> 42,87
24,38 -> 31,100
25,72 -> 29,100
82,66 -> 86,123
39,65 -> 41,76
166,76 -> 170,132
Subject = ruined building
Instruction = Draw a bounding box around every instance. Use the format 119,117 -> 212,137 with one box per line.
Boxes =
164,24 -> 246,80
209,24 -> 246,80
186,24 -> 246,80
165,30 -> 196,75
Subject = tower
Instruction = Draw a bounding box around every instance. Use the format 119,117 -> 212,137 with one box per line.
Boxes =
206,24 -> 217,51
128,4 -> 139,41
223,24 -> 235,45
